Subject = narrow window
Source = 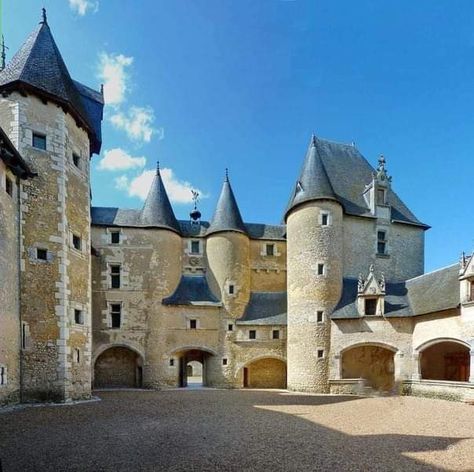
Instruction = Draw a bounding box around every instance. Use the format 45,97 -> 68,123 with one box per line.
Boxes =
189,319 -> 197,329
316,311 -> 324,323
317,349 -> 324,359
317,263 -> 325,275
272,329 -> 280,340
74,349 -> 80,363
321,213 -> 329,226
190,240 -> 200,254
365,298 -> 377,316
74,309 -> 84,325
5,176 -> 13,197
110,304 -> 121,328
228,284 -> 235,295
72,234 -> 82,251
0,366 -> 5,385
110,265 -> 121,289
228,324 -> 233,332
36,248 -> 48,260
377,231 -> 386,255
222,358 -> 228,366
169,359 -> 175,367
377,188 -> 386,205
32,132 -> 46,150
110,231 -> 120,244
21,323 -> 28,350
249,330 -> 256,340
72,153 -> 81,169
266,244 -> 275,256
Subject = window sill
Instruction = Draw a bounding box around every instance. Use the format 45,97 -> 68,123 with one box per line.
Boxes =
376,253 -> 390,259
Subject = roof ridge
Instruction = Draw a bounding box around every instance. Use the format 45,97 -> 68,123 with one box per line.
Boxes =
406,263 -> 459,283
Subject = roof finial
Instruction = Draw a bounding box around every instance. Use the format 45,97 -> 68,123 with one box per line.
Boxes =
225,167 -> 229,182
100,84 -> 104,95
156,160 -> 160,175
41,7 -> 48,24
311,133 -> 317,146
0,36 -> 7,71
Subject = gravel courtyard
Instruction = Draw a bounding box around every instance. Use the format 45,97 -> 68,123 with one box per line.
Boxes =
1,389 -> 473,471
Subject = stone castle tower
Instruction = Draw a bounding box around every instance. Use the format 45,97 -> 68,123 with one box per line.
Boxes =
286,136 -> 343,392
0,11 -> 103,402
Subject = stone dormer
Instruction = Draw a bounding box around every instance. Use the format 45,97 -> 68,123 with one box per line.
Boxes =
357,265 -> 386,316
459,252 -> 474,308
363,155 -> 392,219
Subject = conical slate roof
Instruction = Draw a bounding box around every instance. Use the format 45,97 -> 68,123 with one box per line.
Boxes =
207,171 -> 247,236
0,12 -> 103,153
285,135 -> 337,219
139,164 -> 181,234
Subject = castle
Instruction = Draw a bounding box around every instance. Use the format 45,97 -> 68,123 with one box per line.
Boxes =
1,13 -> 473,405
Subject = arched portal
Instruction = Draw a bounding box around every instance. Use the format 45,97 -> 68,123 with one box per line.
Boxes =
242,357 -> 287,389
341,344 -> 395,391
173,348 -> 214,388
420,340 -> 470,382
94,346 -> 143,388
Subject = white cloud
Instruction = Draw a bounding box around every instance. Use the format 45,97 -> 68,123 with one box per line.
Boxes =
115,168 -> 206,204
98,52 -> 134,106
110,106 -> 161,143
98,148 -> 146,171
68,0 -> 98,16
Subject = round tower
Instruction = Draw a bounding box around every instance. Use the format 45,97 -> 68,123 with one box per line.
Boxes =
206,170 -> 250,318
286,136 -> 343,393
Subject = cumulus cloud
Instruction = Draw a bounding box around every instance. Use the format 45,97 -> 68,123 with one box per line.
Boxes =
110,106 -> 162,143
115,168 -> 206,204
68,0 -> 98,16
98,148 -> 146,171
98,53 -> 134,106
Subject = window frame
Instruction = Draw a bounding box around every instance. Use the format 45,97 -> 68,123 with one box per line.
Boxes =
110,303 -> 122,329
74,309 -> 84,325
189,319 -> 197,330
110,264 -> 121,289
317,263 -> 325,276
72,234 -> 82,251
5,175 -> 13,197
272,329 -> 280,340
377,230 -> 387,255
249,330 -> 256,340
110,231 -> 121,245
317,349 -> 325,359
36,248 -> 48,261
72,153 -> 81,169
190,240 -> 201,255
316,310 -> 324,323
32,132 -> 47,151
364,298 -> 378,316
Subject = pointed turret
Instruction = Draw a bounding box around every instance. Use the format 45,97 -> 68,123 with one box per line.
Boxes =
0,10 -> 103,153
285,135 -> 338,220
140,162 -> 181,234
207,169 -> 247,235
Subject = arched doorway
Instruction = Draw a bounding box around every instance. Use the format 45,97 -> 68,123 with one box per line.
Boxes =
173,348 -> 214,388
341,344 -> 395,391
242,358 -> 287,389
420,340 -> 470,381
94,346 -> 143,388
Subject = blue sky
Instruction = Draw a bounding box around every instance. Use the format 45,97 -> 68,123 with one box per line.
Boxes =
5,0 -> 474,271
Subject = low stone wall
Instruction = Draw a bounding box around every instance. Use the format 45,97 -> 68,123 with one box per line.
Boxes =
402,380 -> 474,402
329,379 -> 366,395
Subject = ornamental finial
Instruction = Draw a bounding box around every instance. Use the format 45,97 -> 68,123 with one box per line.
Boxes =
41,8 -> 48,24
225,168 -> 229,182
156,160 -> 160,175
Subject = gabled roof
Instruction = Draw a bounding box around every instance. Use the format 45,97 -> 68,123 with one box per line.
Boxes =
207,173 -> 247,236
0,126 -> 34,178
285,136 -> 428,228
237,292 -> 287,325
0,15 -> 103,154
139,165 -> 181,234
162,275 -> 221,306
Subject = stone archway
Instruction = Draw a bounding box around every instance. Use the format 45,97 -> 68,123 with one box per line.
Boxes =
171,348 -> 215,388
341,344 -> 395,391
242,357 -> 287,389
419,340 -> 470,382
94,346 -> 143,388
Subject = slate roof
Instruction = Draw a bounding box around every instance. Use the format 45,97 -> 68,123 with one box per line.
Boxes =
237,292 -> 287,325
285,136 -> 428,228
91,208 -> 286,241
0,126 -> 34,178
0,17 -> 103,154
207,175 -> 247,236
162,275 -> 221,306
332,264 -> 460,319
139,167 -> 181,234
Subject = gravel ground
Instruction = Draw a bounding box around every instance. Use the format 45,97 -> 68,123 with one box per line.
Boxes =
1,389 -> 473,471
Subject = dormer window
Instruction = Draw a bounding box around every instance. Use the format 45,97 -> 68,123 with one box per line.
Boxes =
190,240 -> 200,254
469,280 -> 474,302
266,244 -> 275,256
377,188 -> 386,205
364,298 -> 377,316
357,265 -> 385,317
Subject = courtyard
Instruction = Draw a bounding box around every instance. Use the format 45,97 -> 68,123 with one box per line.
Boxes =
1,390 -> 473,471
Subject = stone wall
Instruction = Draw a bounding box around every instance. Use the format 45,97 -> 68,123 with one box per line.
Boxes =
94,346 -> 141,388
245,357 -> 286,388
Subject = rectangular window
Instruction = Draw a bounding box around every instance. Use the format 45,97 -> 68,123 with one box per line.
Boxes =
316,311 -> 324,323
189,319 -> 197,329
110,265 -> 121,289
22,324 -> 27,349
317,349 -> 324,359
72,153 -> 81,168
110,304 -> 121,328
32,132 -> 46,150
190,240 -> 200,254
72,234 -> 82,251
74,309 -> 84,325
249,330 -> 256,340
0,366 -> 5,385
377,231 -> 387,255
228,284 -> 235,295
470,281 -> 474,301
222,358 -> 228,366
74,349 -> 80,363
169,359 -> 174,367
317,263 -> 325,275
5,176 -> 13,197
321,213 -> 329,226
272,330 -> 280,340
365,298 -> 377,316
228,324 -> 233,331
377,189 -> 386,205
36,248 -> 48,260
266,244 -> 275,256
110,231 -> 120,244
